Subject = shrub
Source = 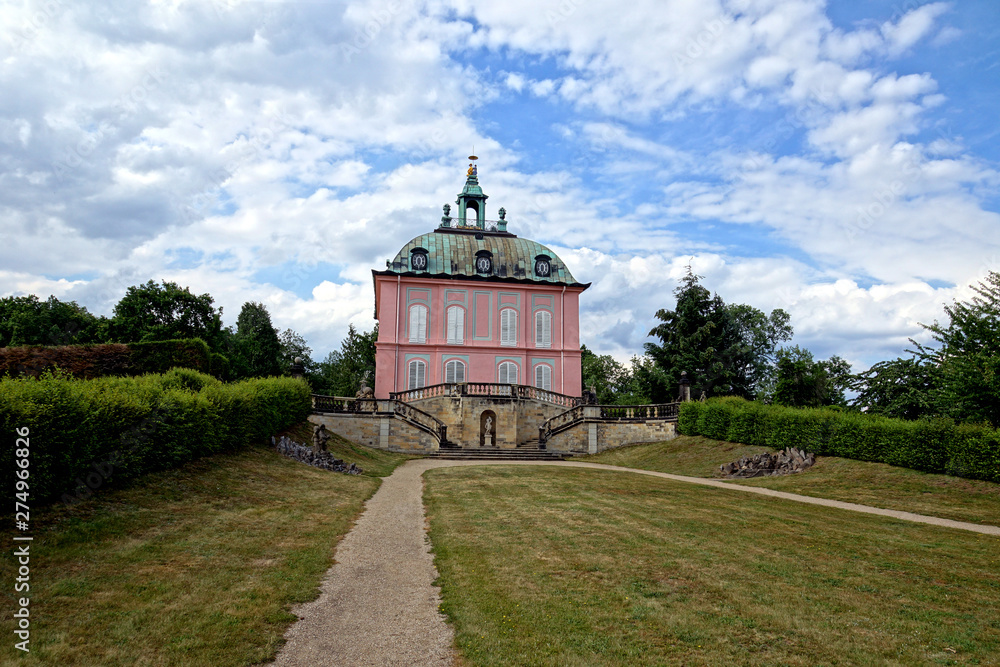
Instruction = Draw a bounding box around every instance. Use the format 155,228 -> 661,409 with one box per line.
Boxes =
129,338 -> 213,375
679,397 -> 999,483
161,366 -> 221,393
677,401 -> 703,436
0,370 -> 311,503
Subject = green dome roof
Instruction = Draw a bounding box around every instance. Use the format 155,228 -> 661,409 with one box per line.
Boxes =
380,229 -> 582,285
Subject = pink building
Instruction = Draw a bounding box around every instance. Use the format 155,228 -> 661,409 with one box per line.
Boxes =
373,163 -> 590,399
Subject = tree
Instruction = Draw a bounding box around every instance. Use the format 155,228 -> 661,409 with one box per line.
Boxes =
278,328 -> 317,377
581,344 -> 632,404
850,357 -> 942,420
772,346 -> 851,408
317,325 -> 378,396
0,295 -> 107,347
110,280 -> 223,348
644,268 -> 792,401
913,270 -> 1000,426
231,302 -> 282,378
723,304 -> 793,399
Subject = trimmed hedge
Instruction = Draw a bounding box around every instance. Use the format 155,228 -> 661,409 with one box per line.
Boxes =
1,369 -> 311,503
130,338 -> 213,375
0,338 -> 216,380
679,398 -> 1000,483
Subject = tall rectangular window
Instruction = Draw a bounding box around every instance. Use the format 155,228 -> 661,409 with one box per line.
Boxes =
447,305 -> 465,344
409,304 -> 427,343
500,308 -> 517,346
534,364 -> 552,391
535,310 -> 551,348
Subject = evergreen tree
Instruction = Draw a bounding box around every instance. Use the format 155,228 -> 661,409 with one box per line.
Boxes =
231,302 -> 282,378
317,324 -> 378,396
913,270 -> 1000,426
772,346 -> 851,408
643,268 -> 792,401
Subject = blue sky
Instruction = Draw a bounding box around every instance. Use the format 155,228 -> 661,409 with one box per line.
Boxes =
1,0 -> 998,371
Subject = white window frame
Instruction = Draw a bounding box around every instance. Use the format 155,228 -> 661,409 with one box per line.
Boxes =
500,308 -> 517,346
444,359 -> 465,384
408,304 -> 427,343
407,359 -> 426,390
534,310 -> 552,348
498,360 -> 519,385
534,364 -> 552,391
497,360 -> 521,384
446,305 -> 465,344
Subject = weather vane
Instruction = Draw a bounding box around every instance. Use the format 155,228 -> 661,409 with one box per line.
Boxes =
467,149 -> 478,177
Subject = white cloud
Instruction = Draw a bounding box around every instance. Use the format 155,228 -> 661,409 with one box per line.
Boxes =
0,0 -> 995,375
881,2 -> 950,56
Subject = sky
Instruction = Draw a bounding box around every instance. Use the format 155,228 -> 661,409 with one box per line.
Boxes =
1,0 -> 998,371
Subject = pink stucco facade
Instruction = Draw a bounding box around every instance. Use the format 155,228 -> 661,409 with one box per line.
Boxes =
373,274 -> 586,398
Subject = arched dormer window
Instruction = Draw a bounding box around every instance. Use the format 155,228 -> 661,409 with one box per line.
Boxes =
475,250 -> 493,275
534,254 -> 551,278
410,248 -> 429,271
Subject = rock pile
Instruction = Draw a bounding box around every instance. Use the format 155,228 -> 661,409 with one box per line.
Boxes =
273,435 -> 363,474
719,447 -> 815,478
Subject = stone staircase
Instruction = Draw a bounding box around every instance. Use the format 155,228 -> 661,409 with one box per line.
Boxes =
427,445 -> 566,461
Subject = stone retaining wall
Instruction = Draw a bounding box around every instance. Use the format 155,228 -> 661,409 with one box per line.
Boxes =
545,419 -> 677,454
310,397 -> 676,454
406,395 -> 566,448
309,412 -> 439,453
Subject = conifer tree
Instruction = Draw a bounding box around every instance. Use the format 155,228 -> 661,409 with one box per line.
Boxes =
232,302 -> 282,378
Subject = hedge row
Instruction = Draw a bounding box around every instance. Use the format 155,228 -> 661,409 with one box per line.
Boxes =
678,397 -> 1000,483
0,338 -> 229,380
1,368 -> 311,503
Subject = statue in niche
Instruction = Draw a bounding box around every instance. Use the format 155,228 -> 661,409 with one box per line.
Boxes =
484,416 -> 492,435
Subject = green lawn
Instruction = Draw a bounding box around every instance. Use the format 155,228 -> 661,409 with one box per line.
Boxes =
0,428 -> 408,666
425,465 -> 1000,666
585,435 -> 1000,526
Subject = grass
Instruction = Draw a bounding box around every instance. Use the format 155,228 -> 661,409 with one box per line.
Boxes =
284,420 -> 416,478
0,424 -> 409,666
425,465 -> 1000,666
584,435 -> 1000,527
585,435 -> 770,478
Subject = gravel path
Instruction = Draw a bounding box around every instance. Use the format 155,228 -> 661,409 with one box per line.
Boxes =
271,460 -> 455,667
272,457 -> 999,666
